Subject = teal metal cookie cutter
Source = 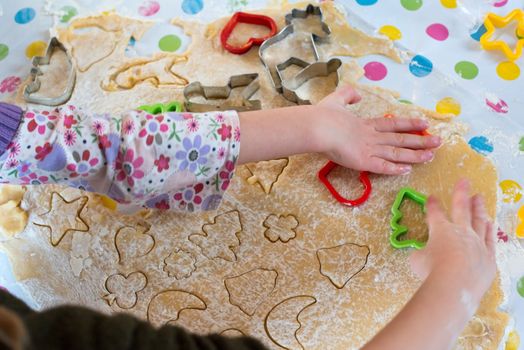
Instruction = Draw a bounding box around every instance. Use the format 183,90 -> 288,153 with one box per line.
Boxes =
137,101 -> 184,114
390,187 -> 428,250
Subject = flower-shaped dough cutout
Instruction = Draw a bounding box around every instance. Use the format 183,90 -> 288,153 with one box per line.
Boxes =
163,249 -> 197,280
263,214 -> 299,243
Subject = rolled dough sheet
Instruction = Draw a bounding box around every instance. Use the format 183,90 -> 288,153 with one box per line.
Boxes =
2,2 -> 508,349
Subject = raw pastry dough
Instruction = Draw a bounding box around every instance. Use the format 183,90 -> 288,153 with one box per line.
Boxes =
3,2 -> 508,350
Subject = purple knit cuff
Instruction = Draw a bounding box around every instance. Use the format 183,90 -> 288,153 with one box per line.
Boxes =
0,102 -> 23,156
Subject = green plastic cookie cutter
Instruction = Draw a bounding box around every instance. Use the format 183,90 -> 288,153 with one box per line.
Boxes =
390,187 -> 428,250
137,101 -> 184,114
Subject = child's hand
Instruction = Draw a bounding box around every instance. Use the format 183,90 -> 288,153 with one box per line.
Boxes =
315,86 -> 441,175
409,179 -> 496,304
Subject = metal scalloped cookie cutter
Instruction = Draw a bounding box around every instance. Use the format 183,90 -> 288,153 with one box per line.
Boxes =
259,4 -> 333,96
23,37 -> 76,106
184,73 -> 261,112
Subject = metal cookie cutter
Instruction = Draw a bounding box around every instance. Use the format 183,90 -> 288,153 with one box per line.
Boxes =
390,187 -> 428,250
183,73 -> 261,112
220,12 -> 278,55
259,4 -> 331,94
138,101 -> 184,114
318,161 -> 372,207
280,58 -> 341,105
23,37 -> 76,106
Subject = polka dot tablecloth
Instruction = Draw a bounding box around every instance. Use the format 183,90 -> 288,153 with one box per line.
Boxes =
1,0 -> 524,346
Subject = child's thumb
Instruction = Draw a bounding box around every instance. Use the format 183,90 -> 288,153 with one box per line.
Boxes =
321,85 -> 361,106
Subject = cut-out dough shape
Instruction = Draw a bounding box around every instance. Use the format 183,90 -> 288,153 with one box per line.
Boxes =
103,271 -> 147,309
459,316 -> 489,339
316,243 -> 370,289
102,56 -> 189,91
224,268 -> 278,316
0,201 -> 28,237
263,214 -> 299,243
33,192 -> 89,247
246,158 -> 289,194
220,328 -> 246,337
0,185 -> 28,237
264,295 -> 317,350
114,223 -> 155,263
70,25 -> 119,72
189,210 -> 242,262
147,290 -> 207,328
0,185 -> 26,204
163,248 -> 196,280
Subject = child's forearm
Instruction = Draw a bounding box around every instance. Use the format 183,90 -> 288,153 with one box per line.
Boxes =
0,104 -> 239,212
363,271 -> 478,350
237,105 -> 319,164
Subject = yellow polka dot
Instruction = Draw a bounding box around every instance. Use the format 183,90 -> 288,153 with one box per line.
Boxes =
379,25 -> 402,41
497,61 -> 520,80
99,195 -> 118,211
25,41 -> 47,59
436,97 -> 461,116
505,330 -> 520,350
500,180 -> 523,203
440,0 -> 457,8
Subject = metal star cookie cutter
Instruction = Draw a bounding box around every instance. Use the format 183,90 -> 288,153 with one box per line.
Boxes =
390,187 -> 428,250
480,9 -> 524,61
259,4 -> 332,94
183,73 -> 261,112
23,37 -> 76,106
138,101 -> 184,114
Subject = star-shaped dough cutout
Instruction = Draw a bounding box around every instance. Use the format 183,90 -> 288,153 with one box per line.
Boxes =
33,192 -> 89,247
480,9 -> 524,61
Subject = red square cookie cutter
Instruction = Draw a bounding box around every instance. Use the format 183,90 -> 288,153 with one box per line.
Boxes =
318,114 -> 431,207
220,12 -> 277,55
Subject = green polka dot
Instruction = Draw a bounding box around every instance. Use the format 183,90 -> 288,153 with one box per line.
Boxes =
398,99 -> 413,104
519,137 -> 524,152
0,44 -> 9,61
454,61 -> 479,80
518,276 -> 524,298
401,0 -> 423,11
60,6 -> 77,23
159,35 -> 181,52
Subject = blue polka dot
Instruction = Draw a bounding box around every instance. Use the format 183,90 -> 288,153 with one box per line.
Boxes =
14,7 -> 36,24
409,54 -> 433,77
356,0 -> 378,5
470,24 -> 487,41
182,0 -> 204,14
468,136 -> 493,155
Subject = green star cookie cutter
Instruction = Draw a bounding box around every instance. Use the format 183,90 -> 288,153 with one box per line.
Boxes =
137,101 -> 183,114
390,187 -> 428,250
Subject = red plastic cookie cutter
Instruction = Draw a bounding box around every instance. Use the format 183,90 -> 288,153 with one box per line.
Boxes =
220,12 -> 277,55
318,161 -> 372,207
384,113 -> 430,136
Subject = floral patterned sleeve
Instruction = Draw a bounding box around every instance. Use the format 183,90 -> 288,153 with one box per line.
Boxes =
0,104 -> 241,212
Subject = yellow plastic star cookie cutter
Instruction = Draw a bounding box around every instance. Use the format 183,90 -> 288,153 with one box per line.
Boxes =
480,9 -> 524,61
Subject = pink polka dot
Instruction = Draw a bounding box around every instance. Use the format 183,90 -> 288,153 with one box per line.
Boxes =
485,94 -> 509,114
138,0 -> 160,16
364,62 -> 388,81
493,0 -> 508,7
426,23 -> 449,41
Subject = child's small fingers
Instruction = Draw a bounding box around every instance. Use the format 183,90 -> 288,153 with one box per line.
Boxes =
485,221 -> 495,257
374,146 -> 434,164
426,195 -> 448,228
450,179 -> 472,227
372,117 -> 429,133
379,132 -> 441,150
367,156 -> 411,175
471,194 -> 488,240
